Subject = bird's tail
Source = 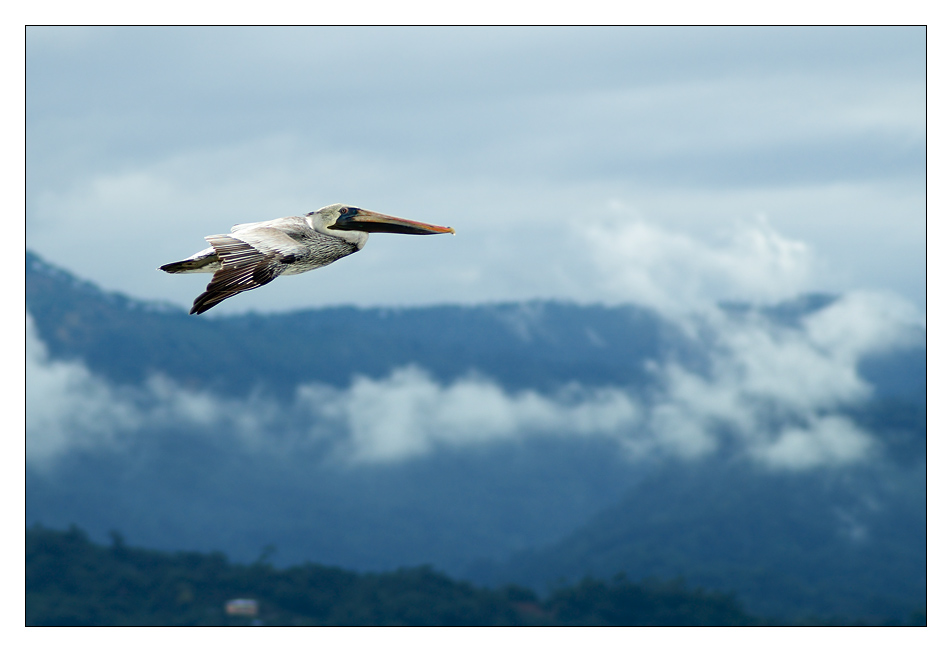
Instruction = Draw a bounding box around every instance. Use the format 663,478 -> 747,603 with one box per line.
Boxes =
159,249 -> 219,274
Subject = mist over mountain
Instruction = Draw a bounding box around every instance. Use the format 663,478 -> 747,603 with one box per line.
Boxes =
25,251 -> 925,621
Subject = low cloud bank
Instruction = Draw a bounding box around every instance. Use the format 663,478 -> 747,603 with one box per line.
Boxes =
642,291 -> 919,469
26,314 -> 281,464
26,289 -> 921,471
582,214 -> 820,314
306,369 -> 640,463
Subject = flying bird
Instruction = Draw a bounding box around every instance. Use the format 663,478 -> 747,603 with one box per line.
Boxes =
160,204 -> 455,315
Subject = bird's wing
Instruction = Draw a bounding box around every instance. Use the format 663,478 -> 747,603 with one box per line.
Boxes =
230,216 -> 308,234
189,228 -> 302,315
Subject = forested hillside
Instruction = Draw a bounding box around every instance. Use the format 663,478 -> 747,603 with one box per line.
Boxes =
27,525 -> 774,626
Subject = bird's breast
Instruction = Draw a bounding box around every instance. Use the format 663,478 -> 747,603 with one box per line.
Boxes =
278,237 -> 361,275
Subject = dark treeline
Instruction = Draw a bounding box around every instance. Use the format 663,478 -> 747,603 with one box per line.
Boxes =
26,525 -> 759,626
26,525 -> 924,626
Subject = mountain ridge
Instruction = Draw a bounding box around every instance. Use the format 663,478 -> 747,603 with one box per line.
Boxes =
27,250 -> 684,395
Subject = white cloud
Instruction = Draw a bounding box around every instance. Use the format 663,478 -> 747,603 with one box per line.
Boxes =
804,289 -> 924,358
643,290 -> 921,470
26,313 -> 140,463
308,368 -> 642,463
25,311 -> 290,465
644,402 -> 720,459
751,416 -> 874,471
582,214 -> 818,314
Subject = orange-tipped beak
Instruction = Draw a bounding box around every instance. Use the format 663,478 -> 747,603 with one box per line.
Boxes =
329,208 -> 455,235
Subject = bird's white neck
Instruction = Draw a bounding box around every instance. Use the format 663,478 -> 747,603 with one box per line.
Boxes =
306,215 -> 370,250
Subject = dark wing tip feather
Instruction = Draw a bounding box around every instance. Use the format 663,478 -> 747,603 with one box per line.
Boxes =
188,235 -> 282,315
189,291 -> 227,315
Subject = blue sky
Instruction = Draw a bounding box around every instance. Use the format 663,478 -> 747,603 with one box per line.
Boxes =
26,26 -> 925,315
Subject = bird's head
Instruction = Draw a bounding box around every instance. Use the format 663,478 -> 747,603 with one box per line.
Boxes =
306,204 -> 455,244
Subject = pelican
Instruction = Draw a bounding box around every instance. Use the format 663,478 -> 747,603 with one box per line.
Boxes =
160,204 -> 455,315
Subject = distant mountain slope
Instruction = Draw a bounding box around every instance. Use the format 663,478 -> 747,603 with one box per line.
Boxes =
471,457 -> 926,621
26,251 -> 681,395
26,435 -> 642,576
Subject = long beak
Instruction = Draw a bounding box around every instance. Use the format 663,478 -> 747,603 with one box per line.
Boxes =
329,208 -> 455,235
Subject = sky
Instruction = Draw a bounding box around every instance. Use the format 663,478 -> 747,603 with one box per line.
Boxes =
23,25 -> 930,474
25,26 -> 926,317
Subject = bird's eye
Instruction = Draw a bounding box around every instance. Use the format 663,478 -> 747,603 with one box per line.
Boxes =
339,207 -> 348,215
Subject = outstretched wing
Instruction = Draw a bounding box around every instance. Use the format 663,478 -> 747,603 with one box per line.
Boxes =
189,229 -> 299,315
